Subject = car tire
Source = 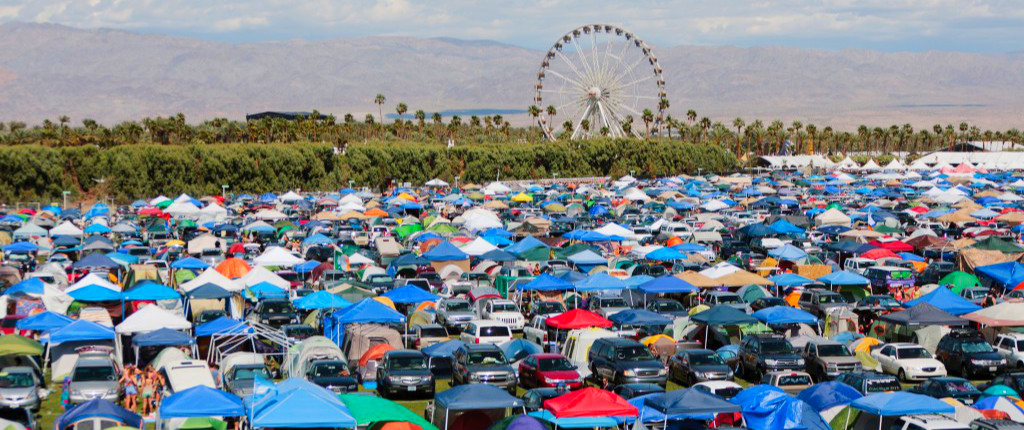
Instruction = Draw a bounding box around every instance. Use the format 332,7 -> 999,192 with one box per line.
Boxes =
898,368 -> 907,382
961,364 -> 970,379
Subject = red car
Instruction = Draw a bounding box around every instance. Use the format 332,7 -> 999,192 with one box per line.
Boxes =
518,353 -> 583,390
0,315 -> 28,336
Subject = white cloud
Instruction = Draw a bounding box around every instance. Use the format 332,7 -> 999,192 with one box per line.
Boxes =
0,0 -> 1019,52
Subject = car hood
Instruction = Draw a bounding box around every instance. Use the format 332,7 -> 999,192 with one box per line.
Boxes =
820,356 -> 862,365
762,353 -> 802,361
489,312 -> 522,319
965,352 -> 1003,361
388,369 -> 432,378
443,311 -> 474,319
899,358 -> 944,367
692,364 -> 732,373
538,370 -> 580,380
466,365 -> 514,374
0,387 -> 35,398
69,381 -> 116,392
311,376 -> 358,387
615,359 -> 664,370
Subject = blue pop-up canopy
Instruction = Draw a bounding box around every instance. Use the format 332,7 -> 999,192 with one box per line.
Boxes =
574,273 -> 628,291
196,317 -> 252,337
976,261 -> 1024,289
636,275 -> 697,294
330,298 -> 405,325
520,274 -> 574,291
903,286 -> 981,316
160,385 -> 244,417
68,284 -> 122,302
6,278 -> 44,296
133,328 -> 194,347
850,392 -> 954,416
644,388 -> 741,416
16,311 -> 72,332
691,305 -> 758,326
608,309 -> 672,327
753,306 -> 818,324
55,399 -> 142,430
506,236 -> 549,255
817,271 -> 870,286
47,319 -> 115,344
171,257 -> 211,270
383,285 -> 440,304
435,384 -> 524,411
249,379 -> 356,428
768,244 -> 808,261
122,280 -> 181,301
797,381 -> 863,412
422,340 -> 466,358
422,241 -> 469,261
767,273 -> 815,287
293,291 -> 352,310
71,252 -> 122,269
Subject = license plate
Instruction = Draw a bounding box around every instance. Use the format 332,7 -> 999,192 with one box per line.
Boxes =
990,367 -> 997,371
407,386 -> 416,391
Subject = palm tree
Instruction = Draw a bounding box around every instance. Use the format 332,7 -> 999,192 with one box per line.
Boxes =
394,103 -> 408,137
449,115 -> 461,139
580,119 -> 590,137
822,126 -> 833,155
699,117 -> 711,142
664,114 -> 674,139
374,94 -> 386,135
414,110 -> 426,134
790,121 -> 803,152
641,109 -> 654,137
958,121 -> 969,147
562,120 -> 574,139
805,124 -> 816,155
432,112 -> 443,137
732,117 -> 745,157
528,105 -> 541,126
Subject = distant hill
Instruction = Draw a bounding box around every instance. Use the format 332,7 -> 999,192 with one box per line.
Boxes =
0,22 -> 1021,130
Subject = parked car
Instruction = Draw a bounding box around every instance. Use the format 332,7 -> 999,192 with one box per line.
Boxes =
220,353 -> 269,397
0,316 -> 27,336
460,320 -> 513,345
995,333 -> 1024,369
0,367 -> 42,411
587,295 -> 630,317
667,349 -> 733,386
737,334 -> 804,380
889,415 -> 970,430
282,324 -> 317,342
451,344 -> 517,394
612,383 -> 664,399
68,352 -> 120,404
160,359 -> 216,395
971,420 -> 1024,430
935,330 -> 1006,378
523,316 -> 553,349
750,297 -> 788,312
195,309 -> 227,325
871,343 -> 947,381
376,350 -> 434,399
798,289 -> 848,319
646,299 -> 689,318
919,261 -> 956,285
529,301 -> 566,319
802,339 -> 862,382
587,337 -> 667,387
410,324 -> 449,349
474,299 -> 525,331
435,299 -> 475,333
960,287 -> 989,305
305,360 -> 358,394
909,377 -> 982,405
759,371 -> 814,395
247,298 -> 300,327
979,372 -> 1024,396
692,381 -> 743,399
834,371 -> 902,395
517,354 -> 582,390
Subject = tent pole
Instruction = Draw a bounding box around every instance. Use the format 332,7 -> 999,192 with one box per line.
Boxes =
878,416 -> 882,430
844,408 -> 851,430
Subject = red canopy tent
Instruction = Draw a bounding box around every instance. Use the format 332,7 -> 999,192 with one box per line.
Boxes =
861,248 -> 900,260
543,387 -> 638,418
869,239 -> 914,252
545,309 -> 612,329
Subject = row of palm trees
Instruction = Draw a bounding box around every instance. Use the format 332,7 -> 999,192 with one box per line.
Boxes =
1,100 -> 1021,158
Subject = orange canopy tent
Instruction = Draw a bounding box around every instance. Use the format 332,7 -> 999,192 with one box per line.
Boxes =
216,258 -> 251,279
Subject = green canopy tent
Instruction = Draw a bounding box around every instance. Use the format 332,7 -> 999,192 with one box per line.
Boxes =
179,417 -> 227,430
553,243 -> 599,260
939,271 -> 982,294
395,224 -> 424,240
969,237 -> 1024,253
518,247 -> 551,262
0,335 -> 42,356
338,393 -> 440,430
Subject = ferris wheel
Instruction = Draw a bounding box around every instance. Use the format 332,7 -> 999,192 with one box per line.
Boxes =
534,24 -> 667,141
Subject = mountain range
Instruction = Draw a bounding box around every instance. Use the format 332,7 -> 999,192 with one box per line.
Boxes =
0,22 -> 1021,130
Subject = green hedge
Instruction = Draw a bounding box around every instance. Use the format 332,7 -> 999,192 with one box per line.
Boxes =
0,140 -> 736,202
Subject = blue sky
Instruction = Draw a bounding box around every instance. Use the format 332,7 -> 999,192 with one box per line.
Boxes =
0,0 -> 1020,53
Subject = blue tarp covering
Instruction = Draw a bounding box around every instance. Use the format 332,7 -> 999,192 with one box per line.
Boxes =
768,244 -> 808,261
498,339 -> 543,362
574,273 -> 628,291
48,319 -> 115,344
422,340 -> 466,358
608,309 -> 672,327
976,261 -> 1024,289
435,384 -> 524,410
383,285 -> 440,303
68,284 -> 122,302
6,278 -> 44,296
767,273 -> 815,287
16,311 -> 72,332
636,275 -> 697,294
171,257 -> 211,270
903,286 -> 982,316
506,236 -> 550,255
196,317 -> 252,337
769,219 -> 805,235
753,306 -> 818,324
797,381 -> 863,412
160,385 -> 244,418
520,274 -> 574,291
691,305 -> 758,326
122,281 -> 181,301
71,252 -> 122,269
133,328 -> 194,347
645,247 -> 689,261
817,271 -> 870,286
55,399 -> 142,430
732,385 -> 830,430
249,379 -> 357,428
850,392 -> 954,416
422,241 -> 469,261
644,388 -> 742,415
293,291 -> 352,310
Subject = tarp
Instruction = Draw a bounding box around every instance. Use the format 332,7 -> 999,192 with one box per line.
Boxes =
294,291 -> 352,310
122,281 -> 181,301
160,385 -> 245,418
423,241 -> 470,261
15,311 -> 72,332
731,385 -> 830,430
196,317 -> 253,337
608,309 -> 672,327
330,298 -> 406,325
544,387 -> 637,418
636,274 -> 697,294
249,379 -> 357,428
691,305 -> 758,326
850,392 -> 954,416
902,286 -> 981,316
573,273 -> 628,291
879,302 -> 967,327
644,388 -> 741,415
338,394 -> 440,430
133,328 -> 193,347
545,309 -> 612,329
796,381 -> 863,412
435,384 -> 524,411
817,271 -> 869,286
55,399 -> 142,430
383,285 -> 440,303
753,306 -> 819,324
48,319 -> 115,344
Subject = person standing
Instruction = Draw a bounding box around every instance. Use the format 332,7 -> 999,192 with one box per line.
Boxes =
119,365 -> 138,412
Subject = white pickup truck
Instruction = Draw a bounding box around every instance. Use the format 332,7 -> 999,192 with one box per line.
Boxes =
523,316 -> 550,347
474,298 -> 525,331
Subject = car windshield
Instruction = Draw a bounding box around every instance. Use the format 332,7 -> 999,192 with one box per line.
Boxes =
716,295 -> 741,304
688,353 -> 724,365
419,327 -> 448,337
445,302 -> 471,312
263,302 -> 293,314
960,340 -> 994,353
0,372 -> 34,388
865,378 -> 901,393
896,348 -> 931,359
1017,341 -> 1024,352
0,318 -> 17,328
536,303 -> 564,313
655,301 -> 684,312
286,327 -> 315,338
390,355 -> 426,370
761,340 -> 794,354
600,298 -> 627,308
73,365 -> 115,382
714,387 -> 741,399
876,297 -> 900,307
233,367 -> 271,381
480,326 -> 510,337
468,351 -> 507,366
311,362 -> 349,378
538,357 -> 575,371
817,294 -> 842,304
616,346 -> 654,361
941,380 -> 977,393
778,375 -> 812,385
817,344 -> 853,357
492,302 -> 518,312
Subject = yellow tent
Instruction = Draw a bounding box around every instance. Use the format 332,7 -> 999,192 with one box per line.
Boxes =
511,192 -> 533,203
373,296 -> 396,310
640,334 -> 673,346
850,336 -> 881,353
688,304 -> 710,315
397,192 -> 418,202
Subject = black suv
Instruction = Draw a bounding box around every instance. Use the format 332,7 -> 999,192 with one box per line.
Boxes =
451,344 -> 517,394
376,350 -> 434,399
919,261 -> 956,285
737,334 -> 804,380
248,298 -> 299,326
834,371 -> 901,395
935,329 -> 1006,378
587,338 -> 667,387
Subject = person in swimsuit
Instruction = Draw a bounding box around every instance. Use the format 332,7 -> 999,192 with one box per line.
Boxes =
140,366 -> 155,416
119,365 -> 137,411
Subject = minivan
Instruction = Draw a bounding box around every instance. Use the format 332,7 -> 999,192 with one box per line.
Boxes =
864,266 -> 916,294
